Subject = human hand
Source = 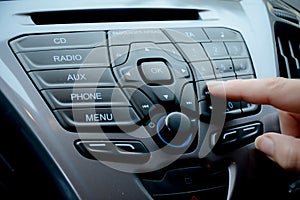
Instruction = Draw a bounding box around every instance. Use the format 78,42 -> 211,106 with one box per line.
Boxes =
207,77 -> 300,172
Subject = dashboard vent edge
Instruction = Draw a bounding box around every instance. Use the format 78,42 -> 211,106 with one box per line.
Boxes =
269,0 -> 300,25
273,7 -> 299,24
274,22 -> 300,78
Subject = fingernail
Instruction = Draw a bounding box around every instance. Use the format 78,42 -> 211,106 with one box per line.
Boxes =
206,80 -> 223,87
206,81 -> 224,93
255,135 -> 274,157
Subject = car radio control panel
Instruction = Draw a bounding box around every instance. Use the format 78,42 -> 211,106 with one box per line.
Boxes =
9,27 -> 260,160
2,0 -> 287,199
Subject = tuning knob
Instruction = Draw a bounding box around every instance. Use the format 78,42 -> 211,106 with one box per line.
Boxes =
157,112 -> 192,148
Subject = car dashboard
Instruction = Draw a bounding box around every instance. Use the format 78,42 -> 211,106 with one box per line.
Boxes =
0,0 -> 300,199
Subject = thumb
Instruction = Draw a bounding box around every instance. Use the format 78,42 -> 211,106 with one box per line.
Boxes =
255,133 -> 300,172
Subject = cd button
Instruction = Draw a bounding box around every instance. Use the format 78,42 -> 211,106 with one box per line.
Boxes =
10,31 -> 106,52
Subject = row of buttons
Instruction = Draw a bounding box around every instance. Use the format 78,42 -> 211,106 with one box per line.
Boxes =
11,28 -> 252,78
11,28 -> 254,88
75,140 -> 150,163
10,27 -> 242,53
199,83 -> 260,121
10,27 -> 255,134
212,122 -> 263,153
201,97 -> 260,119
16,42 -> 252,85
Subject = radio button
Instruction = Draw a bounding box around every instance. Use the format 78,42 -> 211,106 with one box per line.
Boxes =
18,47 -> 109,71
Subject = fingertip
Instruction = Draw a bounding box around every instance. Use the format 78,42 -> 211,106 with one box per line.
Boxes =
206,80 -> 225,95
254,135 -> 261,149
254,134 -> 274,158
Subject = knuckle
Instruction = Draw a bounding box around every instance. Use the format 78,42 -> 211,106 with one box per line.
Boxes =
266,77 -> 286,104
267,77 -> 285,92
277,138 -> 300,171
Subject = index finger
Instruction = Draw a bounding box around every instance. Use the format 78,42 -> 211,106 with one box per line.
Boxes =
207,77 -> 300,113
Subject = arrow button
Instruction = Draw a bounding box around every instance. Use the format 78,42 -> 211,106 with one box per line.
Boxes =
125,88 -> 154,119
120,66 -> 142,82
180,83 -> 197,115
152,87 -> 175,103
173,64 -> 190,78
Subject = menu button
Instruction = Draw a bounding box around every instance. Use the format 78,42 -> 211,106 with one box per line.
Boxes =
54,107 -> 140,131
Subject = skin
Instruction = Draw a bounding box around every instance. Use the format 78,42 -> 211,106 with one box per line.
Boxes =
207,77 -> 300,173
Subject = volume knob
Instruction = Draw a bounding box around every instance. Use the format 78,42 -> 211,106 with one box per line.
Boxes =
157,112 -> 192,148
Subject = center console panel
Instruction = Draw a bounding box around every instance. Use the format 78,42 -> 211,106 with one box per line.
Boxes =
1,0 -> 294,199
